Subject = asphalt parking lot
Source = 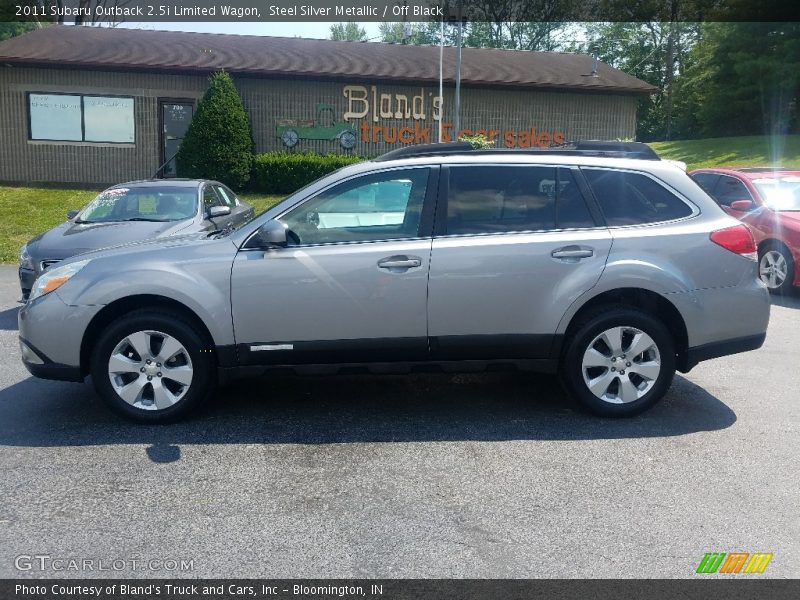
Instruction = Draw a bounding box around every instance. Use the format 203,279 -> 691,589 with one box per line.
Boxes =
0,264 -> 797,579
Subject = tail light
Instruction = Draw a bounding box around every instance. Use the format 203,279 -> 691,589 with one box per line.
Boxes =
710,224 -> 757,261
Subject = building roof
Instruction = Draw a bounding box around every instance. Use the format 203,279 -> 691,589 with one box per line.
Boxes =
0,27 -> 657,94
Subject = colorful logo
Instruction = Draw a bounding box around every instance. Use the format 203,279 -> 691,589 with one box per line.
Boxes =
696,552 -> 773,574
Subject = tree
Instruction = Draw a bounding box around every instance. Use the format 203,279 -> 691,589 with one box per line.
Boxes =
329,22 -> 367,42
379,22 -> 441,45
684,22 -> 800,138
0,22 -> 37,41
580,21 -> 699,141
176,71 -> 254,190
380,20 -> 571,52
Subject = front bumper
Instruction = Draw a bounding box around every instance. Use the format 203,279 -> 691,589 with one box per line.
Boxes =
18,267 -> 35,301
18,291 -> 101,382
19,337 -> 83,382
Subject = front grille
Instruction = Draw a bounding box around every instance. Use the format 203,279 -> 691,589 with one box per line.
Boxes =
40,259 -> 60,271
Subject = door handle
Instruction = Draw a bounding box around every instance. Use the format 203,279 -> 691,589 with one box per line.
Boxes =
378,255 -> 422,269
551,246 -> 594,260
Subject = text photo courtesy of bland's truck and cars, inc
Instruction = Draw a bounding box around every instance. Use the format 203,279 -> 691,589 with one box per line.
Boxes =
18,3 -> 443,19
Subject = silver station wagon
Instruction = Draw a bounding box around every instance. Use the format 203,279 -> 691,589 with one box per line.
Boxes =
19,142 -> 770,422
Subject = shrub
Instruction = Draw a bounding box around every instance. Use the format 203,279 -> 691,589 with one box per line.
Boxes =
176,71 -> 254,189
459,132 -> 495,149
252,152 -> 366,194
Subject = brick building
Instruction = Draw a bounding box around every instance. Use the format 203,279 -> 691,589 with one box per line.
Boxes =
0,26 -> 655,185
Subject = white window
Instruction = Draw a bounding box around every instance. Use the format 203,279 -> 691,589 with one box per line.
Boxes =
83,96 -> 135,143
28,92 -> 134,143
28,93 -> 82,141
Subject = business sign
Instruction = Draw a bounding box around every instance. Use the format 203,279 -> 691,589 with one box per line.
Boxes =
276,84 -> 566,150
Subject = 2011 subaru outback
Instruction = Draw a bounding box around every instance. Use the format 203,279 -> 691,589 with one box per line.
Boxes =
18,142 -> 770,422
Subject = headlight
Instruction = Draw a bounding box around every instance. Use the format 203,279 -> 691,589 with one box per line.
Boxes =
19,244 -> 34,270
29,259 -> 90,302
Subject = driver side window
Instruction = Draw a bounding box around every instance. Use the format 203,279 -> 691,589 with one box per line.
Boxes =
280,169 -> 429,246
203,186 -> 222,210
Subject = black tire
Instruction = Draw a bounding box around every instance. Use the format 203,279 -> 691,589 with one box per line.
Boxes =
759,243 -> 795,295
559,305 -> 676,417
90,309 -> 216,423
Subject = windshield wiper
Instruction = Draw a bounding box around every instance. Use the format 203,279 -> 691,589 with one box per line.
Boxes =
126,217 -> 168,222
208,227 -> 234,239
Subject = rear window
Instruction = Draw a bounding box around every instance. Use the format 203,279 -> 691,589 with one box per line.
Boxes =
583,169 -> 693,226
446,166 -> 595,235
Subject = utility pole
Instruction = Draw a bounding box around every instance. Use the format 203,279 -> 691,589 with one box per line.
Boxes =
438,17 -> 444,142
453,0 -> 463,136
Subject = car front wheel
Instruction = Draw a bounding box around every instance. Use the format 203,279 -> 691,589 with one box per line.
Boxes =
90,310 -> 215,422
560,306 -> 676,417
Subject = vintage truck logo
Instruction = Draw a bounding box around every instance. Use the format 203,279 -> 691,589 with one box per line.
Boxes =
276,103 -> 357,149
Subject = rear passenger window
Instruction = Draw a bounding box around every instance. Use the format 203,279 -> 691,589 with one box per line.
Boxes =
446,166 -> 595,235
583,169 -> 693,226
713,175 -> 753,207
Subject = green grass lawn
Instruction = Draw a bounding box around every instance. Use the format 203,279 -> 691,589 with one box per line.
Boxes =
0,186 -> 282,264
649,135 -> 800,170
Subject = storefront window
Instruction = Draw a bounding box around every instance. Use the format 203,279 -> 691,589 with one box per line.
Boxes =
28,92 -> 134,143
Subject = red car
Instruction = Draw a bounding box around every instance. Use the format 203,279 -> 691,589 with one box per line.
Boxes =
689,167 -> 800,293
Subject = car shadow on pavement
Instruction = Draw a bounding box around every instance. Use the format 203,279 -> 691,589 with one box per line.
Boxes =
770,291 -> 800,309
0,371 -> 736,451
0,306 -> 19,331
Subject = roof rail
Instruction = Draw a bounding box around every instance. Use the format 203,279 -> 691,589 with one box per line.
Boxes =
373,142 -> 475,162
373,140 -> 660,162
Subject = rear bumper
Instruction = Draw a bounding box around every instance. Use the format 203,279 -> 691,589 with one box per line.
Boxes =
681,332 -> 766,372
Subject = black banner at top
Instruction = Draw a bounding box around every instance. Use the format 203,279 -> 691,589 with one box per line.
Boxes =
2,0 -> 800,23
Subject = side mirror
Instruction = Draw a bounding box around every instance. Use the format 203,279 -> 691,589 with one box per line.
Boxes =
257,220 -> 289,248
208,205 -> 231,218
67,210 -> 79,219
729,200 -> 755,212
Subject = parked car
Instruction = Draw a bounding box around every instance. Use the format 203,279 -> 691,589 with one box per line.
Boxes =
19,142 -> 770,423
18,179 -> 255,300
689,167 -> 800,293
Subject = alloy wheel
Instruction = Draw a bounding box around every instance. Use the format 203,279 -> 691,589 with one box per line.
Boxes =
759,250 -> 788,290
581,326 -> 661,404
107,330 -> 194,410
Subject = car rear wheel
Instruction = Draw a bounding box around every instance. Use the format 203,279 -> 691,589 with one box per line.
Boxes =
90,310 -> 215,422
560,306 -> 676,417
759,245 -> 794,294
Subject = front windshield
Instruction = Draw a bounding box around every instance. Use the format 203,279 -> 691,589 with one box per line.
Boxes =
77,186 -> 198,223
753,177 -> 800,211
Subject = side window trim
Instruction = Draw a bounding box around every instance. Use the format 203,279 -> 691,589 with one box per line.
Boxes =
579,166 -> 699,228
571,166 -> 607,227
261,165 -> 437,248
435,163 -> 603,239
